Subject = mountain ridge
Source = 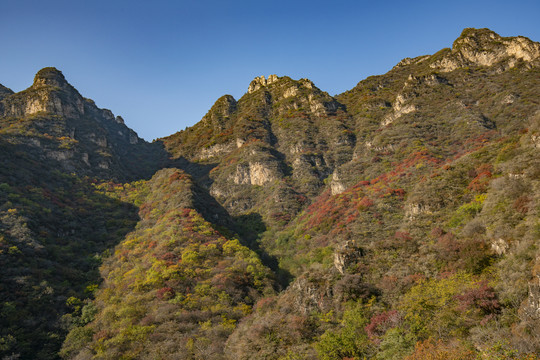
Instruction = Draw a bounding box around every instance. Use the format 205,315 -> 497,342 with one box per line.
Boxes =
1,27 -> 539,359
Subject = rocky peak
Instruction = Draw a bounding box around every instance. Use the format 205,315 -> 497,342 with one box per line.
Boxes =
431,28 -> 540,72
452,28 -> 501,48
454,28 -> 539,62
202,95 -> 237,131
32,67 -> 72,90
248,74 -> 279,93
0,67 -> 86,119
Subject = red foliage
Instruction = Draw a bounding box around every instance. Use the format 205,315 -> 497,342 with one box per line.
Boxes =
168,170 -> 188,183
455,281 -> 500,319
358,196 -> 374,209
467,164 -> 493,192
181,208 -> 192,218
139,202 -> 152,219
255,297 -> 276,311
390,188 -> 406,197
271,212 -> 292,223
160,252 -> 176,262
430,226 -> 445,238
365,310 -> 401,343
436,232 -> 460,260
513,195 -> 530,214
156,286 -> 175,300
394,231 -> 412,242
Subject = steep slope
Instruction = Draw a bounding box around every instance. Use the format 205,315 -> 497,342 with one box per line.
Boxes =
67,27 -> 539,360
0,141 -> 141,359
222,28 -> 540,359
61,168 -> 275,359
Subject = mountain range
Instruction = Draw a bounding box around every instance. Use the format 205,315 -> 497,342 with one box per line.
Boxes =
0,28 -> 539,359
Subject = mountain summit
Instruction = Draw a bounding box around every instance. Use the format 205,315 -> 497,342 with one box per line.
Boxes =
32,67 -> 72,89
428,27 -> 540,72
0,67 -> 167,180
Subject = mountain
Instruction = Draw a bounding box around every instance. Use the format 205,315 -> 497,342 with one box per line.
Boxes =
0,67 -> 167,181
1,28 -> 539,360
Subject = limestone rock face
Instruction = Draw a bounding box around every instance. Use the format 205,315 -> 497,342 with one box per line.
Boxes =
491,238 -> 509,255
381,92 -> 417,126
1,68 -> 86,119
333,240 -> 363,274
454,29 -> 540,66
0,67 -> 166,181
286,273 -> 335,315
330,169 -> 346,195
521,257 -> 540,320
232,161 -> 278,186
431,28 -> 540,72
247,74 -> 279,93
405,203 -> 432,220
198,142 -> 234,160
32,67 -> 71,89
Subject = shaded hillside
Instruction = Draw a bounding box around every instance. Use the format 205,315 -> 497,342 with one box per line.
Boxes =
0,140 -> 140,359
0,69 -> 169,359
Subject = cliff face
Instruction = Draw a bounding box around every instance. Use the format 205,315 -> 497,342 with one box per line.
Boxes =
0,67 -> 167,181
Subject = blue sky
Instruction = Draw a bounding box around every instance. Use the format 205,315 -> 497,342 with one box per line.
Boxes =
1,0 -> 539,140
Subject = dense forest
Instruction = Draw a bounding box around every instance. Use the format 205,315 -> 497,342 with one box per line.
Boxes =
1,28 -> 539,359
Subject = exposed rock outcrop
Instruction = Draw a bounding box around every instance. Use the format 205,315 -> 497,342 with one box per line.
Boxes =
521,256 -> 540,320
248,74 -> 279,93
330,168 -> 346,195
431,28 -> 540,72
381,92 -> 417,126
232,161 -> 279,186
286,273 -> 335,314
0,67 -> 165,181
334,240 -> 363,274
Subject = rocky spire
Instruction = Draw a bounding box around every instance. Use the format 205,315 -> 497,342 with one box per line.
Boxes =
32,67 -> 72,90
248,74 -> 279,93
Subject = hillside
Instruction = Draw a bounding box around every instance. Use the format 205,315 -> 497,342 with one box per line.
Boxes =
1,28 -> 539,359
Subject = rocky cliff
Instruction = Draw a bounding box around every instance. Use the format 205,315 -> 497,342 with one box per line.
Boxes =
0,67 -> 167,181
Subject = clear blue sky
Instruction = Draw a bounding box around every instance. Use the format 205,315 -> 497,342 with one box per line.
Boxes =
1,0 -> 539,140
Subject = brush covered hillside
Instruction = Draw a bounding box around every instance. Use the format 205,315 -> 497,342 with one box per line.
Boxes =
1,28 -> 539,359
